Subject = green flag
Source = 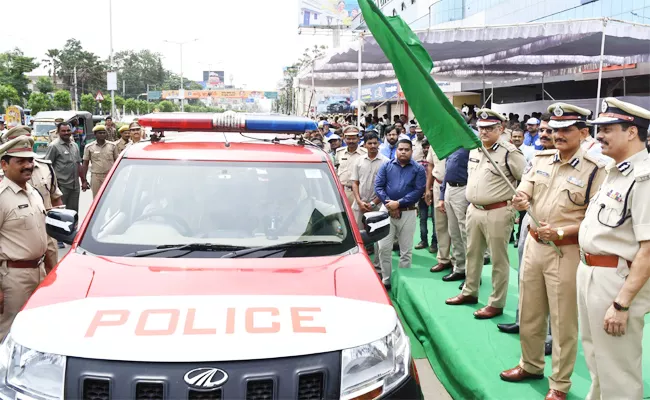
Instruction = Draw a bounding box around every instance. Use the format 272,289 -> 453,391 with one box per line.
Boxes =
358,0 -> 480,159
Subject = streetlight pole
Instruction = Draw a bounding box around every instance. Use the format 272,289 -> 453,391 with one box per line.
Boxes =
109,0 -> 115,117
164,39 -> 198,112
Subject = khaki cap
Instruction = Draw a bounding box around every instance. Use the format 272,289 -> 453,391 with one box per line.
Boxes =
342,125 -> 360,136
476,108 -> 506,127
415,125 -> 422,132
588,97 -> 650,130
118,125 -> 129,133
93,124 -> 107,133
0,135 -> 37,158
547,102 -> 591,129
2,125 -> 32,141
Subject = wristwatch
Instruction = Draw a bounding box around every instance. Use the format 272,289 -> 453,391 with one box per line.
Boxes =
613,301 -> 629,312
556,228 -> 564,240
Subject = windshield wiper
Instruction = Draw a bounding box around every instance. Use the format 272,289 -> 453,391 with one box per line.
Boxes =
122,243 -> 247,258
220,240 -> 341,259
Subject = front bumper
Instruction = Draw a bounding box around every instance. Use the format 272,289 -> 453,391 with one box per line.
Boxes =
383,367 -> 423,400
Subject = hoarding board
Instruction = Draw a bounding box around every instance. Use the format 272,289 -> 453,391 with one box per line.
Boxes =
299,0 -> 361,27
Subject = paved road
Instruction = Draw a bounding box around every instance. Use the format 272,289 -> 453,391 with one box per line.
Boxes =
58,185 -> 451,400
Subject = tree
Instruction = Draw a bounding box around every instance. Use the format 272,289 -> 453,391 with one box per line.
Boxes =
35,77 -> 55,94
158,100 -> 175,112
0,85 -> 20,110
53,90 -> 72,110
0,49 -> 39,101
124,98 -> 137,113
27,92 -> 53,114
161,72 -> 203,91
42,49 -> 61,86
58,39 -> 106,95
113,50 -> 166,98
80,93 -> 95,113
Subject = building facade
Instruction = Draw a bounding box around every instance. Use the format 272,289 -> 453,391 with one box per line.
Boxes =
348,0 -> 649,120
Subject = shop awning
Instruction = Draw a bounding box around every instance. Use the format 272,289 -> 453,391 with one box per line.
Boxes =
298,18 -> 650,87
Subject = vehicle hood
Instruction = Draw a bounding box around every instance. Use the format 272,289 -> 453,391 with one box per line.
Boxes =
11,252 -> 395,362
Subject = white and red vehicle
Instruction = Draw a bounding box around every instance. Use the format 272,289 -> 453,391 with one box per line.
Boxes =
0,113 -> 422,400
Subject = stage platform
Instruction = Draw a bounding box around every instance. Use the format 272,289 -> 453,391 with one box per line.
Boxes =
388,223 -> 650,399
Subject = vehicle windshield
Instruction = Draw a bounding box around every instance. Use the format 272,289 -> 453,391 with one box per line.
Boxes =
33,121 -> 56,137
80,159 -> 356,257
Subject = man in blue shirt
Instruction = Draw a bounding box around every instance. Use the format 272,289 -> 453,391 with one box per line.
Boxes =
375,139 -> 427,288
431,147 -> 470,282
379,127 -> 399,160
523,117 -> 543,150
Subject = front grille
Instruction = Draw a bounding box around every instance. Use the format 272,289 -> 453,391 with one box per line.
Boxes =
135,382 -> 164,400
298,372 -> 324,400
66,352 -> 340,399
246,379 -> 274,400
188,389 -> 222,400
83,378 -> 110,400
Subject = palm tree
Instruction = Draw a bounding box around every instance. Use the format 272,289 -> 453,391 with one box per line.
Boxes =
42,49 -> 61,87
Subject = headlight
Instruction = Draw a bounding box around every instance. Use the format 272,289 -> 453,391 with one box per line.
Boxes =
0,335 -> 65,400
340,320 -> 410,400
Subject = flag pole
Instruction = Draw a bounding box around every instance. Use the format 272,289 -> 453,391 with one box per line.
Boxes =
479,146 -> 563,257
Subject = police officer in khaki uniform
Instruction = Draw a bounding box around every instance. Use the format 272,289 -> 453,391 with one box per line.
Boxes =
336,126 -> 367,206
115,125 -> 131,153
500,104 -> 607,400
425,139 -> 453,264
446,109 -> 526,319
0,135 -> 48,340
2,126 -> 63,274
82,124 -> 119,198
577,98 -> 650,400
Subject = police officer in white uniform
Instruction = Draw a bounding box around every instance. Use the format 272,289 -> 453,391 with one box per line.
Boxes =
577,98 -> 650,400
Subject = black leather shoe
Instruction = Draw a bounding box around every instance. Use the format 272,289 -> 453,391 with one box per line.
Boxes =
483,256 -> 491,265
545,342 -> 552,356
459,278 -> 482,290
497,323 -> 520,334
384,282 -> 392,291
442,271 -> 466,282
414,241 -> 427,250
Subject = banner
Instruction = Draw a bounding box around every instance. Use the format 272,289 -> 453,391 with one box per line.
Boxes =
201,71 -> 225,89
162,90 -> 278,100
351,82 -> 401,103
299,0 -> 360,27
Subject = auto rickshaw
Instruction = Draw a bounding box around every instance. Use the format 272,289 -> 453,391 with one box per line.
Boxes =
31,111 -> 94,156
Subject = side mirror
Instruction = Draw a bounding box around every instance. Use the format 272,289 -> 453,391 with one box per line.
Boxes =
359,211 -> 390,245
45,209 -> 79,245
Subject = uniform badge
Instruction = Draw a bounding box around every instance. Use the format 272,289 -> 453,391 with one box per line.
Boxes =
18,204 -> 28,209
536,170 -> 550,178
480,111 -> 489,120
567,176 -> 585,187
606,189 -> 623,202
523,163 -> 532,174
553,106 -> 563,117
469,158 -> 480,163
601,99 -> 608,113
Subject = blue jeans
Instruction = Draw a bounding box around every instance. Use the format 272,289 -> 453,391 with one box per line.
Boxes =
418,198 -> 437,246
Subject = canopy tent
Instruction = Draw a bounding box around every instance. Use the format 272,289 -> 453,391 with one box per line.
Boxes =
297,18 -> 650,87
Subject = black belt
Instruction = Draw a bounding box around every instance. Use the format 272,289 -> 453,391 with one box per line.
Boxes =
447,182 -> 466,187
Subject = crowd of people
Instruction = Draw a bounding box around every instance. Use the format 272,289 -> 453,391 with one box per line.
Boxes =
0,117 -> 144,341
314,98 -> 650,400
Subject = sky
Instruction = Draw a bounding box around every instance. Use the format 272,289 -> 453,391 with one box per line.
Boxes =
1,0 -> 342,92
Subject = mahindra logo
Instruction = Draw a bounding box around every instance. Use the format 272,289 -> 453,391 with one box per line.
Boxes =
183,367 -> 229,389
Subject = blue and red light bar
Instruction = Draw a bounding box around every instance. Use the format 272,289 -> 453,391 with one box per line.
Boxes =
137,112 -> 317,133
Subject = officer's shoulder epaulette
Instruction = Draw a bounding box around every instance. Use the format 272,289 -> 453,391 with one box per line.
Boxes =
634,158 -> 650,183
500,141 -> 518,152
583,153 -> 607,169
34,158 -> 52,165
335,146 -> 346,153
0,181 -> 10,194
534,149 -> 557,157
358,146 -> 368,153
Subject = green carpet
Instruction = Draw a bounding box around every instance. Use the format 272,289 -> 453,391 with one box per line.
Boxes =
387,221 -> 650,399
